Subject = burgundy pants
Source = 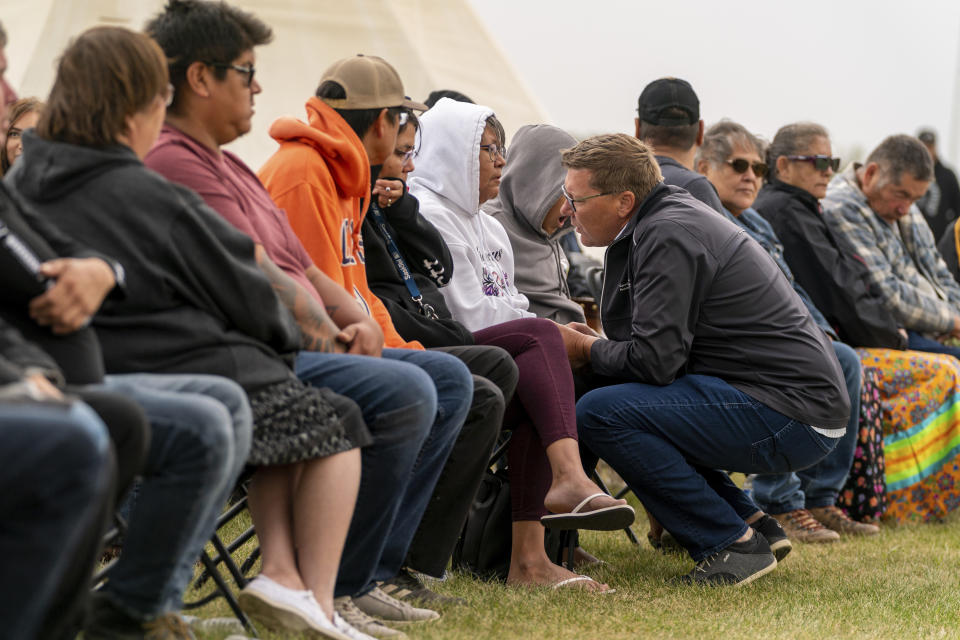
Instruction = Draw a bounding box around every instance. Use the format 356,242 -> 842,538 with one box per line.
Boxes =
473,317 -> 578,521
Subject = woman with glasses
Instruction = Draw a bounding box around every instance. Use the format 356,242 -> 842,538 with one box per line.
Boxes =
757,123 -> 906,350
403,98 -> 633,592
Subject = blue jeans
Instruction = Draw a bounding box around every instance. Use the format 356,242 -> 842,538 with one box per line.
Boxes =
907,331 -> 960,360
577,374 -> 839,561
0,401 -> 113,640
96,373 -> 252,616
752,341 -> 861,512
295,348 -> 472,597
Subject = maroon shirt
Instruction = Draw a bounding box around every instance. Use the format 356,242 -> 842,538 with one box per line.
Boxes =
145,124 -> 323,304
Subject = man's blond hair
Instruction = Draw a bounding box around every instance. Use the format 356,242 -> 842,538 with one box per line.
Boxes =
561,133 -> 662,205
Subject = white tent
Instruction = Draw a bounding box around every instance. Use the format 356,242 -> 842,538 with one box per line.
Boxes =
3,0 -> 551,170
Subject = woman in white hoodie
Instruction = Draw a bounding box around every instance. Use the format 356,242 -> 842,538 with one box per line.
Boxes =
408,99 -> 629,591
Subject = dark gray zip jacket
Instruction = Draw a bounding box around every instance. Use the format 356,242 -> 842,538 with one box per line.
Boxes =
592,183 -> 849,429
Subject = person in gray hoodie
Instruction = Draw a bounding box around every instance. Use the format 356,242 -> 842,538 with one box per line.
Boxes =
484,125 -> 586,325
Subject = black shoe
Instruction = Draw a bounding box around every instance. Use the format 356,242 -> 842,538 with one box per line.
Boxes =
678,531 -> 777,586
84,592 -> 196,640
750,514 -> 792,562
379,567 -> 466,607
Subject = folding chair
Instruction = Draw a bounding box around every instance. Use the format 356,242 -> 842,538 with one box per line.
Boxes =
181,478 -> 260,636
94,482 -> 261,635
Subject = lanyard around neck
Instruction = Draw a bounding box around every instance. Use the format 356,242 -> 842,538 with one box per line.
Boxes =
368,201 -> 439,319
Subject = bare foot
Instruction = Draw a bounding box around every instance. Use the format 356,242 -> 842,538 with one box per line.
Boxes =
543,482 -> 627,515
507,559 -> 610,593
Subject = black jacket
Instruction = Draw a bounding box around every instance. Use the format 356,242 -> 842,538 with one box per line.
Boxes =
919,159 -> 960,241
0,181 -> 112,384
594,183 -> 849,429
7,131 -> 301,393
754,179 -> 906,350
0,318 -> 62,386
938,219 -> 960,283
362,186 -> 475,347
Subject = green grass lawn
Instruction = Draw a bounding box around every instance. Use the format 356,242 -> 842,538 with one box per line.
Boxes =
184,485 -> 960,640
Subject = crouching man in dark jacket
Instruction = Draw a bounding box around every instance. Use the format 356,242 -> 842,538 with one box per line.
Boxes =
554,134 -> 850,586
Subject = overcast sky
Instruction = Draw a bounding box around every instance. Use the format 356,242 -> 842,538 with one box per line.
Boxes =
467,0 -> 960,166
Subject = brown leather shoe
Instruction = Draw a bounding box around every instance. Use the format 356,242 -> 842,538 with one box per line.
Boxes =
772,509 -> 840,543
809,505 -> 881,536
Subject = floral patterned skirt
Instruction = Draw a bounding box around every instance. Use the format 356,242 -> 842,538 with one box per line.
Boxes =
838,366 -> 886,521
855,348 -> 960,523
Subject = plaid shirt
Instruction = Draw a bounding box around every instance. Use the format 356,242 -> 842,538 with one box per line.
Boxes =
822,165 -> 960,334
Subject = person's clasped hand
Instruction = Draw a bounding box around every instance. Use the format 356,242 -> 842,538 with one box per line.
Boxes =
29,258 -> 115,334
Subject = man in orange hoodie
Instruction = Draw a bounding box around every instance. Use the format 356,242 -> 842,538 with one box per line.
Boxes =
259,54 -> 520,624
144,5 -> 509,636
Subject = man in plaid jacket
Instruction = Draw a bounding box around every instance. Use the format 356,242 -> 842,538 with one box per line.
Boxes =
822,134 -> 960,357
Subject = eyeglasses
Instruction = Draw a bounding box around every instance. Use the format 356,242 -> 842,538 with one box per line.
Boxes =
560,184 -> 615,213
726,158 -> 769,178
787,155 -> 841,172
479,143 -> 506,162
209,62 -> 256,88
395,148 -> 416,168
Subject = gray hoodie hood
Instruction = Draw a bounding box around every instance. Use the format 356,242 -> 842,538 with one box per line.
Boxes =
483,124 -> 586,324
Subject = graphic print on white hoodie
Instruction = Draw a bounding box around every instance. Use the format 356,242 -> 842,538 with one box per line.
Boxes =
408,98 -> 534,332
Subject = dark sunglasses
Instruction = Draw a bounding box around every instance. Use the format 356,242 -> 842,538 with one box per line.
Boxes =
726,158 -> 769,178
787,155 -> 841,172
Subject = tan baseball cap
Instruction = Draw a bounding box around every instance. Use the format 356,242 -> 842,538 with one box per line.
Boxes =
319,54 -> 428,112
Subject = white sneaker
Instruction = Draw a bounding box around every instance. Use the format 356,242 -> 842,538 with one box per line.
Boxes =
238,575 -> 350,640
332,611 -> 380,640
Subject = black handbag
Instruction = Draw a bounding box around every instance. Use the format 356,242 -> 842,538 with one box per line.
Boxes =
452,468 -> 512,581
452,467 -> 568,581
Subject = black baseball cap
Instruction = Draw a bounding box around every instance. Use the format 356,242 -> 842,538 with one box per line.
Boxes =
917,129 -> 936,145
638,77 -> 699,126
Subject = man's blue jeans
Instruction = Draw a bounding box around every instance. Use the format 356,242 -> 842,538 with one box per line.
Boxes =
0,401 -> 113,640
96,373 -> 252,616
578,374 -> 839,561
752,341 -> 861,512
295,348 -> 472,597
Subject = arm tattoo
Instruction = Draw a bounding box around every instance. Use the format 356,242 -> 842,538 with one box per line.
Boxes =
255,249 -> 342,353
